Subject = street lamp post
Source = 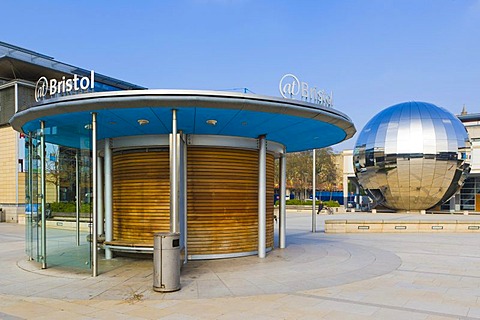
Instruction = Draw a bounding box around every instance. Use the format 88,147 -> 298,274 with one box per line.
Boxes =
312,149 -> 316,233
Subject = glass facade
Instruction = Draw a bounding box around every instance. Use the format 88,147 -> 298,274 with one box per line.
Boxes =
460,176 -> 480,210
25,124 -> 93,272
25,133 -> 40,262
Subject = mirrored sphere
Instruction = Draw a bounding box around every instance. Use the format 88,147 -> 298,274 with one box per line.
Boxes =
353,101 -> 470,211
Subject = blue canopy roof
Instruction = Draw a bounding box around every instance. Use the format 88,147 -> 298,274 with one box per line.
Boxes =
10,90 -> 355,152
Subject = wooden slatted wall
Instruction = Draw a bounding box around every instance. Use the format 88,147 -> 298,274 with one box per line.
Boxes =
187,147 -> 274,255
111,146 -> 274,256
112,150 -> 170,245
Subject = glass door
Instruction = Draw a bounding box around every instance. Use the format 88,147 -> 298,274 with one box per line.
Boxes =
25,124 -> 93,272
44,142 -> 92,271
25,133 -> 40,261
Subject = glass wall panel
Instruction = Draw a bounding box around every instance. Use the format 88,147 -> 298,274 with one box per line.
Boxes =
25,133 -> 40,261
25,125 -> 93,272
45,141 -> 92,271
460,177 -> 475,210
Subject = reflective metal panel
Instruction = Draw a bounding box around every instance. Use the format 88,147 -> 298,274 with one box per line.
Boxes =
354,101 -> 470,211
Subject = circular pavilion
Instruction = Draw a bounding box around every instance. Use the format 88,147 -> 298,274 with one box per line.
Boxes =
10,89 -> 355,274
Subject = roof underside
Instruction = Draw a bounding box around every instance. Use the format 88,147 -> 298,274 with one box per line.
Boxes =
11,90 -> 356,152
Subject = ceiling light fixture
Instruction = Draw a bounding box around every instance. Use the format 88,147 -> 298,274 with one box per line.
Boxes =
206,119 -> 217,126
137,119 -> 149,125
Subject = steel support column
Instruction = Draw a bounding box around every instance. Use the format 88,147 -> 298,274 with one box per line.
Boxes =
312,149 -> 316,233
40,121 -> 47,269
279,150 -> 286,249
27,132 -> 33,260
75,152 -> 80,246
170,109 -> 179,233
181,133 -> 188,264
104,138 -> 113,260
14,84 -> 19,208
258,135 -> 266,258
92,112 -> 98,277
97,156 -> 104,236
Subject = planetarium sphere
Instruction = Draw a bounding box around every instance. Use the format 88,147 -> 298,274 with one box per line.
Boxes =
353,101 -> 470,211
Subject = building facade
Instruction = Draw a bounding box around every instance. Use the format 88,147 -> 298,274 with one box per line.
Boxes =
456,111 -> 480,211
0,42 -> 142,223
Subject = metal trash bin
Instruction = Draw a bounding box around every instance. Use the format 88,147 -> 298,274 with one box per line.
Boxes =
153,232 -> 181,292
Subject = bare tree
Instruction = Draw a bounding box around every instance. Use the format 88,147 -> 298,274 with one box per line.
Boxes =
45,146 -> 79,203
315,148 -> 338,200
45,145 -> 60,202
275,147 -> 338,200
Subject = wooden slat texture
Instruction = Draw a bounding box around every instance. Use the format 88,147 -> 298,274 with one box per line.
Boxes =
187,147 -> 274,255
113,150 -> 170,243
111,146 -> 274,256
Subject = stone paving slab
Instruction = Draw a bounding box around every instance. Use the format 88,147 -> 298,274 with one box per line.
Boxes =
1,212 -> 480,319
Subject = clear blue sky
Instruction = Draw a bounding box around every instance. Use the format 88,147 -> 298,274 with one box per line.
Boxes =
3,0 -> 480,151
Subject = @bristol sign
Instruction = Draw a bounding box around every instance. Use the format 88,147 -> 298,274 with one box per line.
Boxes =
279,73 -> 333,108
35,70 -> 95,102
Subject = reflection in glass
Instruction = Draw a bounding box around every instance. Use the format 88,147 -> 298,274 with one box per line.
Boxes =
25,124 -> 93,271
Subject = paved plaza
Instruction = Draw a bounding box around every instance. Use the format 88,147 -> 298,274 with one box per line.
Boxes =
1,211 -> 480,319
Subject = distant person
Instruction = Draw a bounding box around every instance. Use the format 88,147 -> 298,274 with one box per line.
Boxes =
317,201 -> 324,214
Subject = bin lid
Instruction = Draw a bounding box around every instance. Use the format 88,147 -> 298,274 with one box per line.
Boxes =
153,232 -> 180,237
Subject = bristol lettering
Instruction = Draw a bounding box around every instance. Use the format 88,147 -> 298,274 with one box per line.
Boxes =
35,70 -> 95,102
279,73 -> 333,108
